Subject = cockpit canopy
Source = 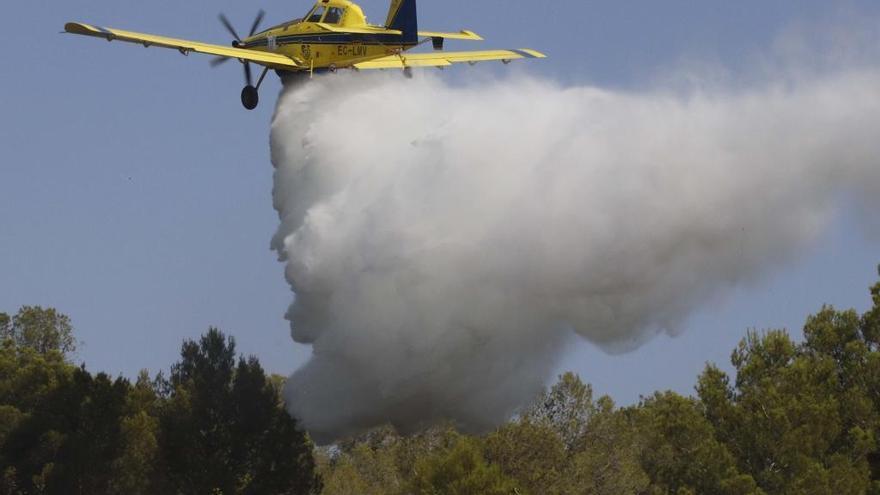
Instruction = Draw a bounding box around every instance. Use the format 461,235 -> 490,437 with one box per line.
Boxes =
302,0 -> 366,26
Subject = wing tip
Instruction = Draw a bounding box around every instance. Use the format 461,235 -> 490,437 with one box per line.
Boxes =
519,49 -> 547,59
65,22 -> 113,38
460,30 -> 484,41
64,22 -> 91,34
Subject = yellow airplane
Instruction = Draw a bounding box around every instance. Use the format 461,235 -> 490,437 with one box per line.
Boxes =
65,0 -> 546,110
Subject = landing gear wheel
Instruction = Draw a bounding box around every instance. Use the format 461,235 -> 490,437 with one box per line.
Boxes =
241,85 -> 259,110
403,67 -> 413,79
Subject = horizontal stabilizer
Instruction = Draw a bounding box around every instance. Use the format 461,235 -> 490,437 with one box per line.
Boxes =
418,30 -> 483,41
316,23 -> 402,35
353,49 -> 546,70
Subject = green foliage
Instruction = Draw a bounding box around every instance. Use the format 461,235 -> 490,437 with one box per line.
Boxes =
269,373 -> 289,399
697,289 -> 880,494
319,443 -> 400,495
485,375 -> 649,495
318,452 -> 375,495
568,396 -> 648,495
108,410 -> 159,495
485,419 -> 568,494
159,328 -> 319,495
2,366 -> 131,494
0,315 -> 319,495
2,307 -> 75,357
320,425 -> 462,495
636,391 -> 753,495
410,435 -> 518,495
0,318 -> 163,494
4,266 -> 880,494
0,313 -> 9,339
0,332 -> 74,469
862,265 -> 880,346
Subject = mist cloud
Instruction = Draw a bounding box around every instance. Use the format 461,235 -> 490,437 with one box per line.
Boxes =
270,55 -> 880,443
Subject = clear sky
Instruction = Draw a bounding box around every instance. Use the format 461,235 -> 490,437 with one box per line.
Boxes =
2,0 -> 878,405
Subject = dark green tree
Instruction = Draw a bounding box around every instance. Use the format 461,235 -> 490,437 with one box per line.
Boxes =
108,371 -> 162,495
158,328 -> 319,494
2,367 -> 131,495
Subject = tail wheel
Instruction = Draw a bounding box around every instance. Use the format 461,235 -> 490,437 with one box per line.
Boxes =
241,85 -> 259,110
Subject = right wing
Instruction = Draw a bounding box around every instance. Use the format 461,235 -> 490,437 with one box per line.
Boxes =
64,22 -> 303,69
353,49 -> 546,70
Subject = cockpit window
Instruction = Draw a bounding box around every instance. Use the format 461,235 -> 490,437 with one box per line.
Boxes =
323,7 -> 344,24
306,6 -> 325,23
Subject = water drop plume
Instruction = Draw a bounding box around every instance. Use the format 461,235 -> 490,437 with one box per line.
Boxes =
270,56 -> 880,443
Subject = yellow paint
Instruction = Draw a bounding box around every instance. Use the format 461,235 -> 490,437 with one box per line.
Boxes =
65,0 -> 545,74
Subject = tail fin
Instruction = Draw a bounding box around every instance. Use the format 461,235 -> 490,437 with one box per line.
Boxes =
385,0 -> 418,44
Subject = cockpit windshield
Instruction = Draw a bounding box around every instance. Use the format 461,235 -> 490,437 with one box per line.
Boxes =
305,6 -> 325,23
323,7 -> 344,24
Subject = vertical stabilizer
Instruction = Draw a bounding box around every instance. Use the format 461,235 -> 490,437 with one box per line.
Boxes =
385,0 -> 418,44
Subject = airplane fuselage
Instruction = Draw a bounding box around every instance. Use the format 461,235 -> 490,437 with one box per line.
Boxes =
241,29 -> 417,72
240,0 -> 419,72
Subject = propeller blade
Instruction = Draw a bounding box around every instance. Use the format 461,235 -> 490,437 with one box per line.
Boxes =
219,13 -> 241,41
210,57 -> 230,68
244,62 -> 253,87
248,10 -> 266,38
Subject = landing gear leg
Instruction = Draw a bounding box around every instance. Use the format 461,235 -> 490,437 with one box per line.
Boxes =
240,67 -> 270,111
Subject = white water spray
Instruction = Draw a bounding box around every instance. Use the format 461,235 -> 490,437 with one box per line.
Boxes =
270,52 -> 880,443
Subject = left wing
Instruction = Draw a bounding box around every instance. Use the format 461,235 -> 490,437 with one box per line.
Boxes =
353,49 -> 545,70
64,22 -> 303,69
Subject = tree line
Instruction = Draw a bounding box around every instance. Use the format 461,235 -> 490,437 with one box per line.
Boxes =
2,267 -> 879,494
0,310 -> 318,495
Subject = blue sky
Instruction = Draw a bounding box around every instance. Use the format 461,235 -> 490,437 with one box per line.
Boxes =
1,0 -> 878,404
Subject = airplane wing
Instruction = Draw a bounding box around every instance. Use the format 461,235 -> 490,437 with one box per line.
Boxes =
418,30 -> 483,41
64,22 -> 303,69
353,49 -> 545,70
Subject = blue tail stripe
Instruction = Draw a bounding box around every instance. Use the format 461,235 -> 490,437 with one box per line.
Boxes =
386,0 -> 418,44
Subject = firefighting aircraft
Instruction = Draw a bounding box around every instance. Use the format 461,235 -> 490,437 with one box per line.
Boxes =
65,0 -> 545,110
